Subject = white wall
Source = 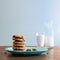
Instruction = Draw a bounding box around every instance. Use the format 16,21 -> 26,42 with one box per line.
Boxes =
0,0 -> 60,46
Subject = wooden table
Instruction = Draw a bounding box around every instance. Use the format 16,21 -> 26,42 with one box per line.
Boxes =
0,46 -> 59,60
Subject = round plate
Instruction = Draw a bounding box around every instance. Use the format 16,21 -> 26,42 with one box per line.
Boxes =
5,47 -> 48,55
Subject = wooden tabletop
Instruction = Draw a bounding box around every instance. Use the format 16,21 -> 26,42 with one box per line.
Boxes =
0,46 -> 59,60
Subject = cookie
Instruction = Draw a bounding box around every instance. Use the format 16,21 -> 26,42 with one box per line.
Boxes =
13,41 -> 25,45
13,46 -> 25,51
13,35 -> 24,39
13,38 -> 25,42
12,35 -> 25,51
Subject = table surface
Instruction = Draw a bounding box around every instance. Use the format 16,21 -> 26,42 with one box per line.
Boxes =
0,46 -> 59,60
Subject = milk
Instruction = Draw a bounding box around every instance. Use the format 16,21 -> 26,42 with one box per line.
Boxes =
36,33 -> 45,47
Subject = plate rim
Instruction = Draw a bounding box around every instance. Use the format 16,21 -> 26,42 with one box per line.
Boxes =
5,46 -> 48,52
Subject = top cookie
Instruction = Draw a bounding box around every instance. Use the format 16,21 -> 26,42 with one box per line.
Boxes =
13,35 -> 24,40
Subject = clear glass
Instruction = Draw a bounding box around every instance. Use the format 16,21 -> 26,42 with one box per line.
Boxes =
36,20 -> 54,48
44,20 -> 54,47
36,33 -> 45,47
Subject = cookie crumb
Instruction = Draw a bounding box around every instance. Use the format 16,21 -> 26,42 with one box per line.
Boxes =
4,51 -> 7,54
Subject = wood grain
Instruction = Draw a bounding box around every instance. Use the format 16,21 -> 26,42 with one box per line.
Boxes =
1,46 -> 60,60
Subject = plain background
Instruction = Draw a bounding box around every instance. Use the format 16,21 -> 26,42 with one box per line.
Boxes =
0,0 -> 60,46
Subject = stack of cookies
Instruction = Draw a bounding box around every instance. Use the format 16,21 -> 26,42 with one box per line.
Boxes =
12,35 -> 25,51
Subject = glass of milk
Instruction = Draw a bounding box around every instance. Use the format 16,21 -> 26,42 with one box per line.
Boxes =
36,33 -> 45,47
44,20 -> 54,48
